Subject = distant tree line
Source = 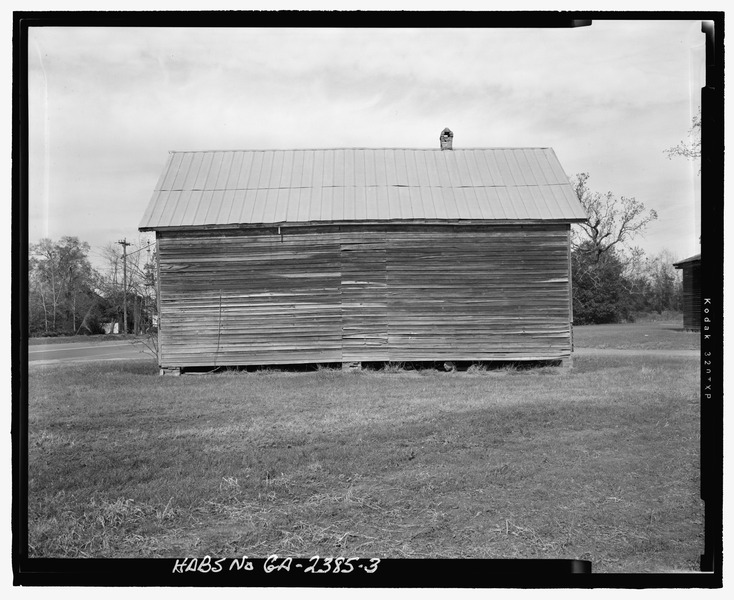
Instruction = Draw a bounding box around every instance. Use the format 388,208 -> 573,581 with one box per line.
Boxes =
29,236 -> 157,337
571,109 -> 702,325
570,173 -> 683,325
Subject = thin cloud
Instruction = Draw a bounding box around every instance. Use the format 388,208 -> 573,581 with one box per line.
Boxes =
28,22 -> 704,265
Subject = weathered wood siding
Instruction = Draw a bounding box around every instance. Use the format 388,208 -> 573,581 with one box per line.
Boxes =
680,264 -> 701,331
157,224 -> 572,367
341,232 -> 389,361
385,227 -> 571,361
157,228 -> 343,367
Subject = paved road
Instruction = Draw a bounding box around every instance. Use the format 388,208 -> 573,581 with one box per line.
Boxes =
28,341 -> 155,365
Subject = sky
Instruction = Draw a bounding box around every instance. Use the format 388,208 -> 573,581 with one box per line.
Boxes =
27,18 -> 706,271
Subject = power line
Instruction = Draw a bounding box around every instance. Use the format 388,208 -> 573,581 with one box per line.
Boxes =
91,240 -> 154,258
126,241 -> 156,257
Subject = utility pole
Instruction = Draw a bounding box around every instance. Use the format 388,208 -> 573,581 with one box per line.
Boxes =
117,238 -> 131,334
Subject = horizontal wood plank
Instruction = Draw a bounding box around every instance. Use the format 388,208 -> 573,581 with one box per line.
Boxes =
157,224 -> 572,367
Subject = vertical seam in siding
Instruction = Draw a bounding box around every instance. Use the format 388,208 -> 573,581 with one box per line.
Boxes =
421,151 -> 437,219
293,150 -> 304,223
524,148 -> 548,186
464,152 -> 487,219
547,184 -> 569,220
234,153 -> 252,222
155,191 -> 177,228
225,151 -> 243,190
155,234 -> 163,366
305,149 -> 315,221
358,150 -> 367,220
216,152 -> 234,190
161,152 -> 184,191
245,153 -> 266,223
190,152 -> 207,194
464,151 -> 484,219
342,149 -> 348,220
400,150 -> 413,218
568,225 -> 573,319
506,149 -> 526,186
273,150 -> 287,222
171,153 -> 193,191
153,153 -> 173,192
221,189 -> 236,224
173,190 -> 194,227
373,150 -> 381,219
443,152 -> 461,219
235,151 -> 253,190
317,150 -> 326,221
206,152 -> 225,192
426,152 -> 444,219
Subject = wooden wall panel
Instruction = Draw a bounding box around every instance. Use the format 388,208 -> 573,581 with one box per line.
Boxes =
157,230 -> 343,367
341,233 -> 388,361
385,226 -> 571,362
681,265 -> 701,331
156,224 -> 572,368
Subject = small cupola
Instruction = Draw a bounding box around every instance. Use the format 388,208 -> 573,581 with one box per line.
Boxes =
440,127 -> 453,150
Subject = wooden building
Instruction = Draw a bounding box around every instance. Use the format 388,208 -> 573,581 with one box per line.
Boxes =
139,132 -> 587,373
673,254 -> 701,331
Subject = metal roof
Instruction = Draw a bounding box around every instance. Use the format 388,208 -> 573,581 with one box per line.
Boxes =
139,148 -> 588,230
673,254 -> 701,268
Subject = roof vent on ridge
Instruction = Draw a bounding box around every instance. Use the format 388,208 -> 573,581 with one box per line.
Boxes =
440,128 -> 453,150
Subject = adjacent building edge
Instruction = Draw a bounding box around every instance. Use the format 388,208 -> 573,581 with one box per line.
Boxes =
568,226 -> 574,352
156,237 -> 163,372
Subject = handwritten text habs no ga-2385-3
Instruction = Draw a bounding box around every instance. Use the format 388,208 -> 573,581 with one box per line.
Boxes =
172,555 -> 381,574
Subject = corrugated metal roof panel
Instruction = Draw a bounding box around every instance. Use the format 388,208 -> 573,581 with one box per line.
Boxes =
159,153 -> 181,191
140,148 -> 588,230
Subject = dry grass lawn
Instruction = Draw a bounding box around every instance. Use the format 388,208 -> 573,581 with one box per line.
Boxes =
26,322 -> 703,575
573,320 -> 700,351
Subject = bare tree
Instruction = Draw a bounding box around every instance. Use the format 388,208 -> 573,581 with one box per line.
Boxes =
665,109 -> 701,171
569,174 -> 659,324
97,237 -> 155,334
570,173 -> 658,263
29,237 -> 97,334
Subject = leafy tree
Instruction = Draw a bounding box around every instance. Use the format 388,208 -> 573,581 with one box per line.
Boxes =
570,174 -> 658,324
29,237 -> 103,335
572,242 -> 636,324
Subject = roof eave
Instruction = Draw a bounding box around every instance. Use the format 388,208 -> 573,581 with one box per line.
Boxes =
139,218 -> 588,233
673,254 -> 702,268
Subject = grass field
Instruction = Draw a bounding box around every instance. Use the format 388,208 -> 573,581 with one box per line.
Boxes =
26,320 -> 703,572
573,320 -> 700,351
